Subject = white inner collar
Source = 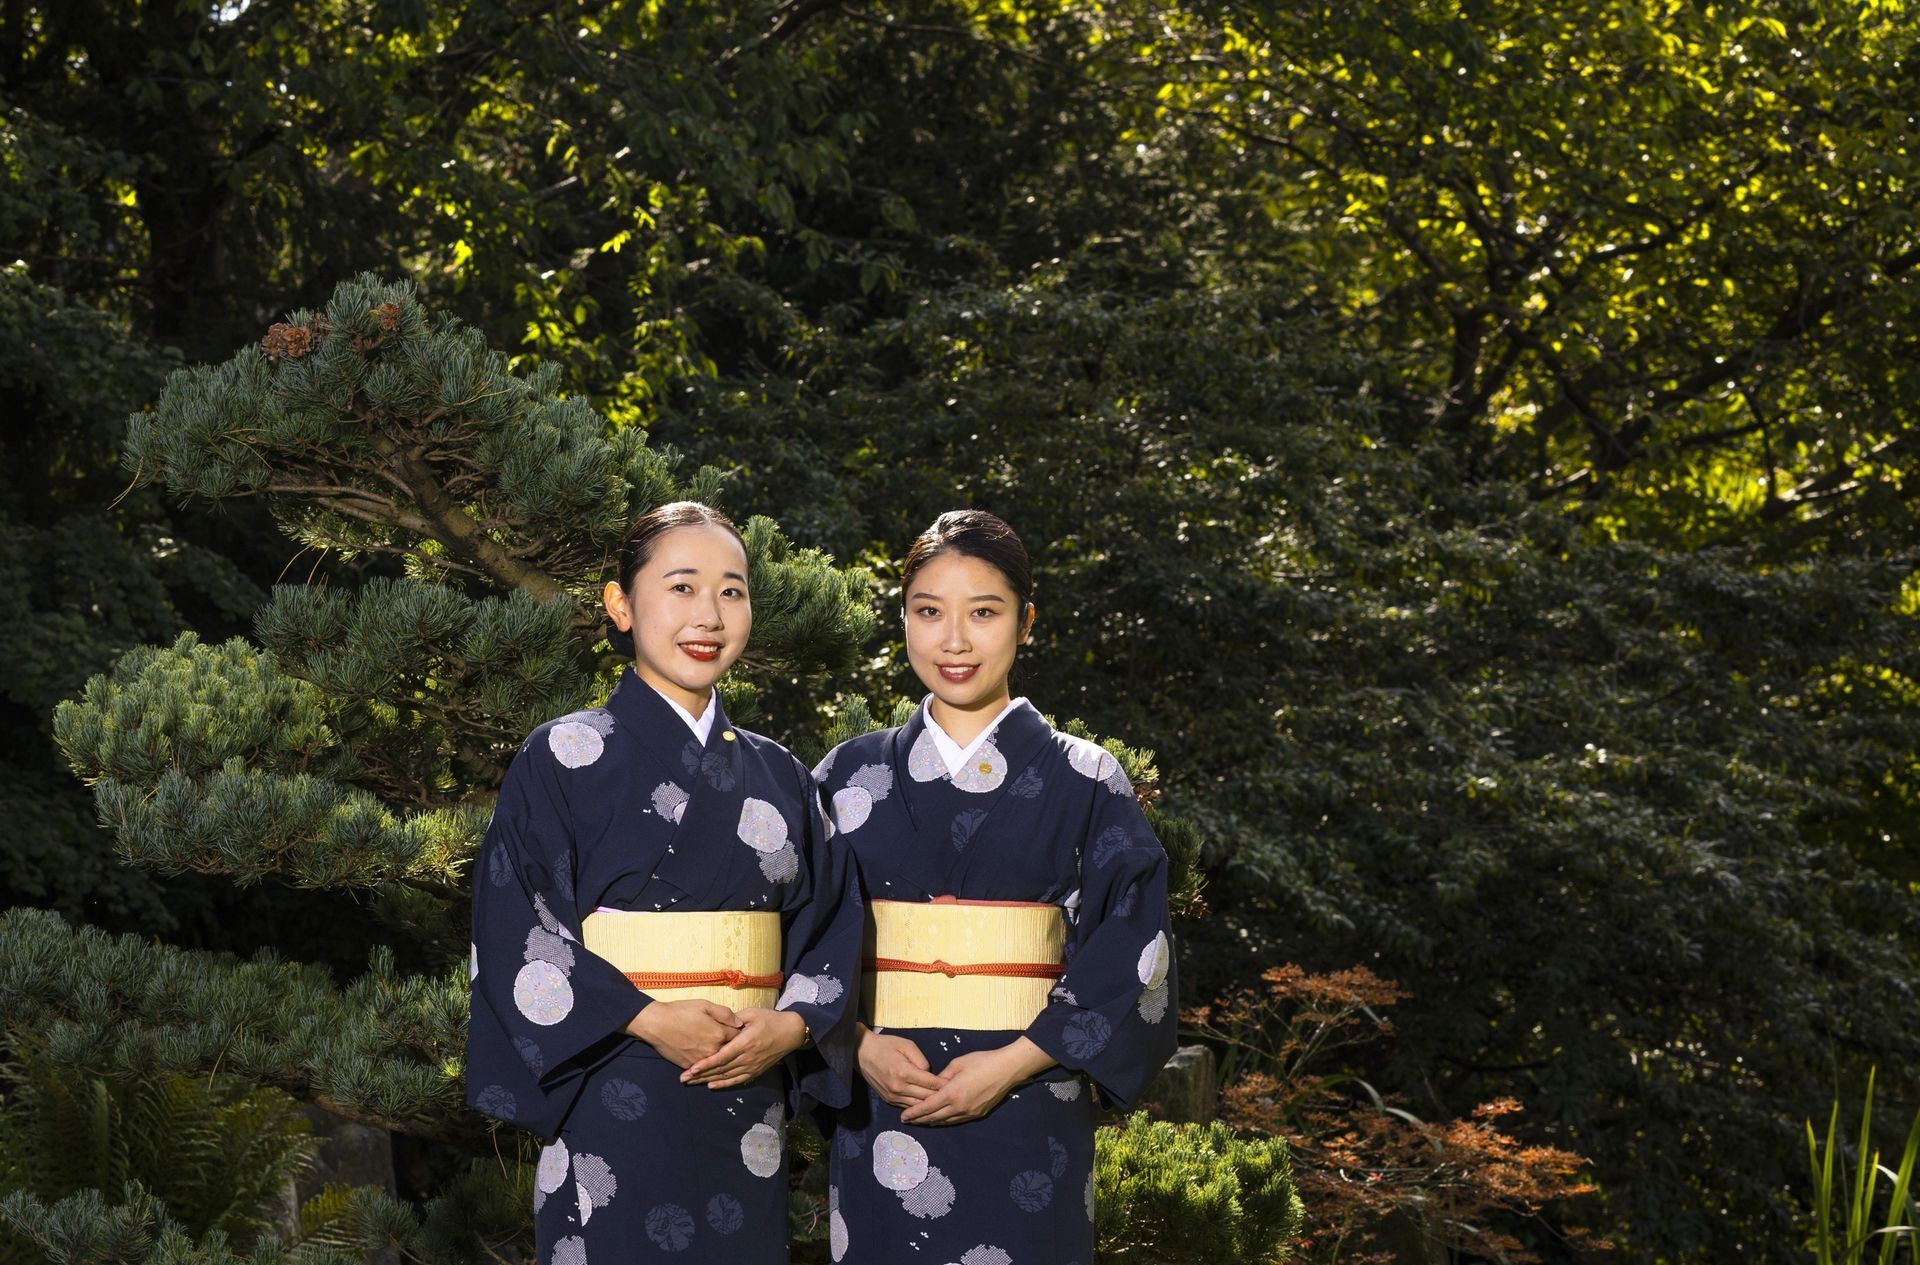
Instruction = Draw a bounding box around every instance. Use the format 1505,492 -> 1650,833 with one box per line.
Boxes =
649,683 -> 717,745
924,695 -> 1027,778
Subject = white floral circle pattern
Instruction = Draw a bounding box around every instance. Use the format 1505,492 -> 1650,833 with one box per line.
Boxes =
548,721 -> 605,768
1061,733 -> 1116,782
737,798 -> 789,853
831,786 -> 874,832
906,729 -> 945,782
741,1122 -> 783,1178
1137,931 -> 1170,989
872,1130 -> 930,1191
513,960 -> 574,1025
536,1139 -> 571,1194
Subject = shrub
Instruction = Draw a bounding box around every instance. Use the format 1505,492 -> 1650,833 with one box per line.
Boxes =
1094,1113 -> 1303,1264
1189,964 -> 1602,1262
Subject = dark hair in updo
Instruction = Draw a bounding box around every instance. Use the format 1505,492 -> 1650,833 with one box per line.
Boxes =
615,501 -> 744,590
604,500 -> 747,656
901,509 -> 1034,614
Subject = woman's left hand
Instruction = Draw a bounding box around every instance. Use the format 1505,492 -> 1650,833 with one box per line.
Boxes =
680,1008 -> 809,1089
899,1036 -> 1056,1126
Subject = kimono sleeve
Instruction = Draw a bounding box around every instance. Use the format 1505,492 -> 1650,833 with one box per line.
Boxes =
1023,777 -> 1178,1111
466,738 -> 650,1133
773,759 -> 864,1112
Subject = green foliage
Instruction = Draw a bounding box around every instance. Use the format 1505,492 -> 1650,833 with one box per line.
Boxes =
0,268 -> 257,935
1094,1113 -> 1303,1264
122,273 -> 873,673
253,578 -> 586,798
335,1157 -> 535,1265
57,633 -> 346,787
53,632 -> 432,891
0,1044 -> 349,1264
1133,0 -> 1919,541
1807,1071 -> 1920,1265
0,1186 -> 360,1265
128,274 -> 686,604
0,909 -> 469,1146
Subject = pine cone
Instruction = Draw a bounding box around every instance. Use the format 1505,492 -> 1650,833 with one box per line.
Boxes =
261,322 -> 315,359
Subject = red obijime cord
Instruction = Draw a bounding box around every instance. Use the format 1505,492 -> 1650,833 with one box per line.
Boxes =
622,969 -> 785,990
867,958 -> 1064,980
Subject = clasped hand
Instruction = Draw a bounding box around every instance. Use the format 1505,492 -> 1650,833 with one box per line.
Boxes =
680,1006 -> 809,1090
627,998 -> 738,1068
626,1001 -> 807,1089
862,1029 -> 1057,1127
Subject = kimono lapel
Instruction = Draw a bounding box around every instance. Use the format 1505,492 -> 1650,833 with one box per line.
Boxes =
880,707 -> 950,898
943,702 -> 1054,889
604,669 -> 748,904
884,707 -> 927,832
889,700 -> 1056,897
606,669 -> 708,788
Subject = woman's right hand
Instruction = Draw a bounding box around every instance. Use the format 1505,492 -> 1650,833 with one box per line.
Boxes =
856,1025 -> 948,1108
626,1000 -> 742,1070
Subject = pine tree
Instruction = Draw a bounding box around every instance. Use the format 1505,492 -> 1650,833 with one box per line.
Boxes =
12,273 -> 875,1149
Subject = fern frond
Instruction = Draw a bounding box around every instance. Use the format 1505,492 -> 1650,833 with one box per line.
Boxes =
0,1044 -> 318,1256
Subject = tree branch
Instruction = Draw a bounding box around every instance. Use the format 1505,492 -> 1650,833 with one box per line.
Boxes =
383,441 -> 575,608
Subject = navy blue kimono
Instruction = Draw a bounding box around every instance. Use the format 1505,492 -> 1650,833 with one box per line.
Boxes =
466,668 -> 862,1265
815,700 -> 1176,1265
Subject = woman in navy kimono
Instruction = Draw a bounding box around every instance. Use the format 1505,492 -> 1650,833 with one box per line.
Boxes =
466,501 -> 861,1265
817,510 -> 1176,1265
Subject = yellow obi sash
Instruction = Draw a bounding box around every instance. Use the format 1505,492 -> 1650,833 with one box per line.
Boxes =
864,898 -> 1066,1031
581,909 -> 783,1008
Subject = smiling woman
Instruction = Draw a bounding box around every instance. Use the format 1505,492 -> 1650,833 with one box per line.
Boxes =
466,500 -> 866,1265
817,510 -> 1176,1265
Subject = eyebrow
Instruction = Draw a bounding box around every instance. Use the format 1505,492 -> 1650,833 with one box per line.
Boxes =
664,567 -> 749,584
908,592 -> 1005,602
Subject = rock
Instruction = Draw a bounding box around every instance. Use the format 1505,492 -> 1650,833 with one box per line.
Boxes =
270,1105 -> 399,1263
1138,1044 -> 1217,1124
296,1103 -> 397,1201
